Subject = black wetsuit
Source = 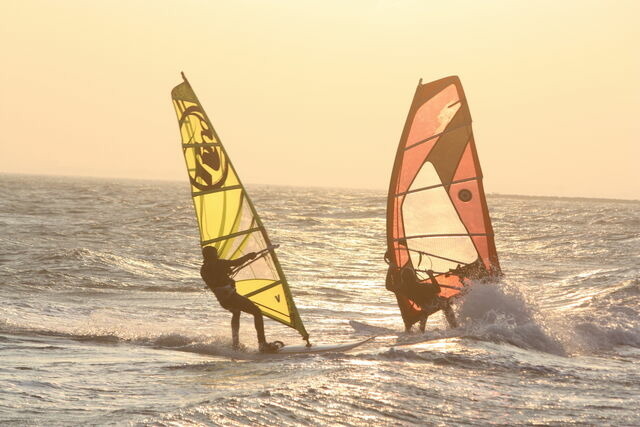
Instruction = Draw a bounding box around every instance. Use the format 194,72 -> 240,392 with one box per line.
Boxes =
398,268 -> 458,329
200,254 -> 266,344
400,270 -> 440,311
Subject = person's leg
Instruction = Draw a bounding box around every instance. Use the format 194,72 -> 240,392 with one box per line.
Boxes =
404,320 -> 413,333
417,300 -> 440,332
229,294 -> 266,345
420,302 -> 439,318
396,293 -> 417,333
440,299 -> 458,328
231,310 -> 240,349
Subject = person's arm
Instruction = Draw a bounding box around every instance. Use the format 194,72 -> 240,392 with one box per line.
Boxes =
227,251 -> 257,267
384,250 -> 393,266
385,268 -> 396,292
426,270 -> 438,284
426,270 -> 442,293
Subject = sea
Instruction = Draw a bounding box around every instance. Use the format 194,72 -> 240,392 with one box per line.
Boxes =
1,173 -> 638,426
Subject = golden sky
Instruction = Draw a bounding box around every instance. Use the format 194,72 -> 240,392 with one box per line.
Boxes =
1,0 -> 638,199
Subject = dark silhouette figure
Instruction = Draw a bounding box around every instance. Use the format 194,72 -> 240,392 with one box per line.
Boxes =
424,270 -> 458,330
200,246 -> 281,353
393,266 -> 458,332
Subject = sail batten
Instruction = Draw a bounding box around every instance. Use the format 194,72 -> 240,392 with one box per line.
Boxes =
395,176 -> 480,197
398,233 -> 492,239
405,248 -> 470,265
182,142 -> 223,148
200,227 -> 263,246
386,76 -> 501,327
172,73 -> 308,341
404,123 -> 471,151
244,280 -> 284,298
192,184 -> 243,197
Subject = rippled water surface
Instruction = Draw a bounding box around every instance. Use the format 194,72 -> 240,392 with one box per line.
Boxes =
1,174 -> 639,425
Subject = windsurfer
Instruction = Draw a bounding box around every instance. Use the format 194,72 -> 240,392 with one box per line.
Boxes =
200,246 -> 282,353
387,261 -> 458,332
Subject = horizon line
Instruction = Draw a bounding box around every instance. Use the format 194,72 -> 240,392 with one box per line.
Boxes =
1,171 -> 638,203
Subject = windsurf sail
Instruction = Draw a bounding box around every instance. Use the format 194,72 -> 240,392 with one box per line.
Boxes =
171,72 -> 309,342
386,76 -> 501,327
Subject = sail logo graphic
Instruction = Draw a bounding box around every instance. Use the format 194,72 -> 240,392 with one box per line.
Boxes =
179,105 -> 229,191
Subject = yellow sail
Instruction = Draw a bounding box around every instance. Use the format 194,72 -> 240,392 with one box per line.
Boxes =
171,73 -> 308,341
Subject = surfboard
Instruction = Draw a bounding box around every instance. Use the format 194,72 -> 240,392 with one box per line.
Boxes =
349,320 -> 464,345
268,337 -> 375,355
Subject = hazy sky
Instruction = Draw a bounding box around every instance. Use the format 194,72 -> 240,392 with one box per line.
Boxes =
1,0 -> 638,199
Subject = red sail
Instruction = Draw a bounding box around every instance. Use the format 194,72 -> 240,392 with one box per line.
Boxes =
385,77 -> 501,327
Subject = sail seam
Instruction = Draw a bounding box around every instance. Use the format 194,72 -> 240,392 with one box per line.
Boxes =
252,300 -> 291,320
395,177 -> 479,197
182,142 -> 222,147
402,247 -> 474,266
259,309 -> 293,325
192,185 -> 242,197
404,123 -> 469,151
243,280 -> 283,299
201,226 -> 261,245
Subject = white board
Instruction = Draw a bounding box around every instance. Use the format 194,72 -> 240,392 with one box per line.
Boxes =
269,337 -> 374,355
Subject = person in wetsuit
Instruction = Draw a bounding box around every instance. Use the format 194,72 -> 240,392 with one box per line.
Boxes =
398,268 -> 458,332
200,246 -> 281,353
423,269 -> 458,329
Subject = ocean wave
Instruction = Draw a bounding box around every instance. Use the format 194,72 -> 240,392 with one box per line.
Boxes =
348,320 -> 397,336
571,322 -> 640,350
27,246 -> 198,285
0,320 -> 125,345
281,216 -> 323,226
0,318 -> 259,359
553,279 -> 640,351
309,210 -> 386,220
590,216 -> 640,226
366,347 -> 566,376
456,281 -> 566,355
